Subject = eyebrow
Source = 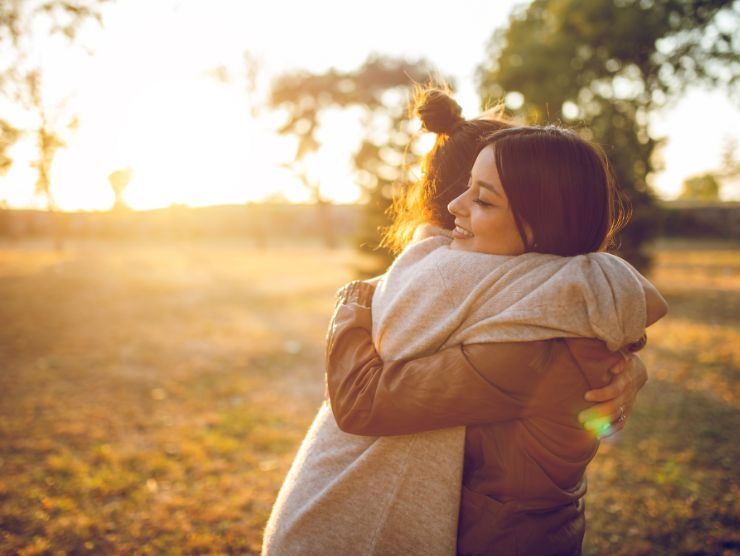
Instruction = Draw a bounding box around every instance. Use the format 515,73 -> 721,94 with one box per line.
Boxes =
475,179 -> 504,199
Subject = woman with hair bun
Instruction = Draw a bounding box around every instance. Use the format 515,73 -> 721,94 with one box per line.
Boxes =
263,87 -> 663,555
383,86 -> 511,252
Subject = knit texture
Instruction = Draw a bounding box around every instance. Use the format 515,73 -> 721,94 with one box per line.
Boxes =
262,230 -> 647,556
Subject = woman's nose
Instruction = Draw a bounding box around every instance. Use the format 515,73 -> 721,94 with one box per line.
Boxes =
448,190 -> 468,217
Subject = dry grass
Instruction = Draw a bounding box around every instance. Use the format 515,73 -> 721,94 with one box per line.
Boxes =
0,237 -> 737,554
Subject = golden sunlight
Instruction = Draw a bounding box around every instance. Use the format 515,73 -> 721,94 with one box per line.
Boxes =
119,79 -> 254,209
52,78 -> 281,210
47,77 -> 363,211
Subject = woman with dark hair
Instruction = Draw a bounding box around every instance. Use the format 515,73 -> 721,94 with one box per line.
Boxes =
385,87 -> 645,434
263,88 -> 661,555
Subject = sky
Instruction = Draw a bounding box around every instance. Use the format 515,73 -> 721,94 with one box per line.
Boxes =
1,0 -> 738,211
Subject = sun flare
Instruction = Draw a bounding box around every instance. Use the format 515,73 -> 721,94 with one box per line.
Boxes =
118,79 -> 256,209
45,77 -> 364,211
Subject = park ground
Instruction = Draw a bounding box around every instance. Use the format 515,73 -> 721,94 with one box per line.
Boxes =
0,237 -> 738,554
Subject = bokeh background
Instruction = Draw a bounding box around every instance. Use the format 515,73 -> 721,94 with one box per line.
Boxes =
0,1 -> 738,554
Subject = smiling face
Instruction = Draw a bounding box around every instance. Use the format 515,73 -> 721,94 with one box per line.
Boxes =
447,144 -> 529,256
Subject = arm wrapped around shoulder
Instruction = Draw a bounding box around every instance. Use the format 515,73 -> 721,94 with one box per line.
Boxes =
325,301 -> 546,435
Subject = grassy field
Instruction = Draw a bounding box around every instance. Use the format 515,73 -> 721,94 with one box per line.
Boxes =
0,237 -> 737,555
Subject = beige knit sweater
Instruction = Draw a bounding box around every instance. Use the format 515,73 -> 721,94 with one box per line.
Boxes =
262,232 -> 647,556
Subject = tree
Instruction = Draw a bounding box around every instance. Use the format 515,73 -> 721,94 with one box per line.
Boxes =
352,97 -> 428,274
477,0 -> 738,269
209,49 -> 263,119
679,173 -> 720,201
719,136 -> 740,180
0,0 -> 108,208
0,120 -> 21,175
270,54 -> 442,261
108,168 -> 132,211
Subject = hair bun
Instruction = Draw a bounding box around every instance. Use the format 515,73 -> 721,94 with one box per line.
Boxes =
414,88 -> 464,135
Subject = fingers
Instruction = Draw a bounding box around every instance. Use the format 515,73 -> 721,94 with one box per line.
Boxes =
578,395 -> 626,426
579,399 -> 629,438
595,420 -> 625,439
584,355 -> 633,402
580,352 -> 645,438
584,372 -> 628,402
608,354 -> 629,375
581,415 -> 613,437
626,354 -> 648,388
603,400 -> 629,423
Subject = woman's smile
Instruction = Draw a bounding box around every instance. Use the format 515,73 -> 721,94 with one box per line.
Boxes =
452,222 -> 474,239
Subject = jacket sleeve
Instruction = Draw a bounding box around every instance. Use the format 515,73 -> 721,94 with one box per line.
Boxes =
325,282 -> 553,436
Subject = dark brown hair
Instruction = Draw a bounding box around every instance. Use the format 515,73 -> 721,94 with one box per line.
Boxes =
482,125 -> 630,256
381,86 -> 512,253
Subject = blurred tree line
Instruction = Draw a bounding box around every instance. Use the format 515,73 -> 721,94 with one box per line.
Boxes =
272,0 -> 738,273
1,0 -> 737,266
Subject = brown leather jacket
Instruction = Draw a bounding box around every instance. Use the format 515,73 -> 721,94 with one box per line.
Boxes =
325,281 -> 625,556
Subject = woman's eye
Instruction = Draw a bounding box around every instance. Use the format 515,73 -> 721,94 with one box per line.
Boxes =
474,198 -> 493,207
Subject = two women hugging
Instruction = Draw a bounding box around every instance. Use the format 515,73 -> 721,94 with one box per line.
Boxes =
263,86 -> 667,556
